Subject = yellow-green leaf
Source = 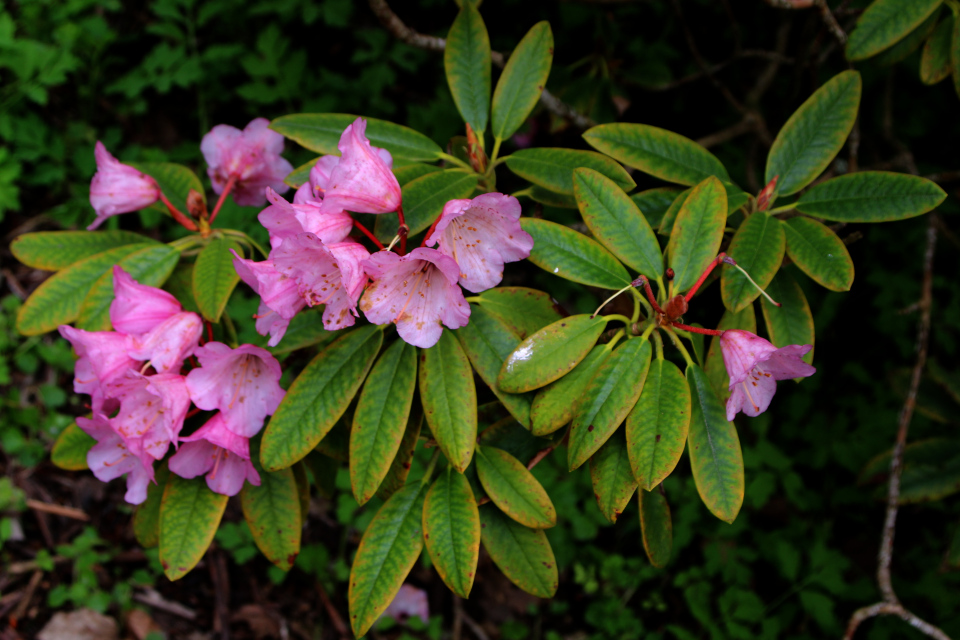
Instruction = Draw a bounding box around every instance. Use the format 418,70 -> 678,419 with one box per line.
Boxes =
420,330 -> 478,472
506,148 -> 635,196
270,113 -> 443,161
50,423 -> 95,471
133,463 -> 169,549
159,474 -> 228,580
242,446 -> 302,571
639,488 -> 672,568
666,176 -> 727,295
921,14 -> 954,84
720,213 -> 786,313
193,236 -> 243,323
475,287 -> 563,340
846,0 -> 943,61
521,218 -> 632,290
530,343 -> 612,436
490,21 -> 553,142
589,429 -> 637,523
761,271 -> 815,365
479,504 -> 558,598
11,230 -> 156,272
445,3 -> 491,134
783,217 -> 854,292
476,445 -> 556,529
627,359 -> 691,491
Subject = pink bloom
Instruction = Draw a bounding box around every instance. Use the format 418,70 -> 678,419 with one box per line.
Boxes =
78,414 -> 155,505
273,234 -> 369,330
185,342 -> 285,438
110,266 -> 183,335
720,329 -> 816,421
319,118 -> 401,215
88,142 -> 161,230
57,325 -> 138,412
232,252 -> 306,346
425,193 -> 533,293
126,311 -> 203,374
201,118 -> 293,207
293,155 -> 341,204
380,584 -> 429,625
104,372 -> 191,464
359,248 -> 470,349
168,413 -> 261,497
258,187 -> 353,250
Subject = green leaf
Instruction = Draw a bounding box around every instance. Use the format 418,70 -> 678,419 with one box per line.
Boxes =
307,451 -> 339,500
921,14 -> 954,84
530,343 -> 612,436
293,461 -> 310,524
159,474 -> 228,580
420,330 -> 478,472
761,271 -> 815,365
445,3 -> 491,134
348,483 -> 426,637
583,123 -> 729,186
270,113 -> 443,161
478,416 -> 551,464
76,244 -> 180,331
589,429 -> 637,523
627,359 -> 691,491
568,338 -> 652,471
476,445 -> 556,528
783,217 -> 854,292
846,0 -> 944,61
666,176 -> 727,294
479,504 -> 557,597
900,453 -> 960,503
284,157 -> 320,188
521,218 -> 632,290
704,306 -> 757,403
765,70 -> 861,196
506,148 -> 635,196
720,213 -> 786,313
658,181 -> 747,237
17,243 -> 155,336
130,162 -> 206,216
393,162 -> 441,186
193,236 -> 243,323
638,488 -> 672,568
475,287 -> 562,340
261,326 -> 383,471
351,340 -> 418,505
498,314 -> 608,394
490,21 -> 553,142
50,423 -> 95,471
11,230 -> 155,272
423,468 -> 481,597
875,9 -> 941,64
375,169 -> 479,241
266,310 -> 345,355
133,464 -> 169,549
574,167 -> 662,279
526,185 -> 578,209
242,448 -> 302,571
686,365 -> 744,524
631,187 -> 683,230
377,408 -> 423,501
456,305 -> 533,427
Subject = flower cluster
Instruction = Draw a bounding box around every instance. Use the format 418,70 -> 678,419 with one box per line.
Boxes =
58,268 -> 284,503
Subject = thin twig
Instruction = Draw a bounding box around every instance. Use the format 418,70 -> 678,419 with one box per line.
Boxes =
317,582 -> 350,639
696,115 -> 759,148
134,588 -> 198,620
10,571 -> 42,621
25,499 -> 89,521
816,0 -> 848,45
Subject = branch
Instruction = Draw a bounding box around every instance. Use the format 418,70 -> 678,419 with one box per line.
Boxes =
368,0 -> 596,129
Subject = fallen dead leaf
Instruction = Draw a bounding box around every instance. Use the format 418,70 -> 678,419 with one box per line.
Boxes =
36,609 -> 118,640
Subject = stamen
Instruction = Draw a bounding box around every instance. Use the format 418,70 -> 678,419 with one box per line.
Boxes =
722,256 -> 782,306
741,380 -> 761,412
385,234 -> 402,252
592,284 -> 633,318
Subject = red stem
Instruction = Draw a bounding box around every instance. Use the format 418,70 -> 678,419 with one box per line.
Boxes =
185,407 -> 203,419
208,175 -> 237,224
353,219 -> 386,250
159,191 -> 198,231
634,276 -> 665,315
397,204 -> 407,255
421,210 -> 444,248
684,252 -> 727,302
205,321 -> 214,344
670,321 -> 723,336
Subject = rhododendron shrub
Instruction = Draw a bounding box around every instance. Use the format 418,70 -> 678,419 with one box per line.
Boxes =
9,7 -> 947,638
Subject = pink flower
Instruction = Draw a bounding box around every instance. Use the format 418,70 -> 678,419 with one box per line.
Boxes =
425,193 -> 533,293
57,325 -> 138,412
185,342 -> 285,438
110,266 -> 183,335
380,584 -> 429,625
258,187 -> 353,250
104,372 -> 191,464
720,329 -> 816,421
126,312 -> 203,374
232,253 -> 306,346
168,413 -> 261,497
273,234 -> 369,330
319,118 -> 401,215
78,414 -> 155,505
201,118 -> 293,207
359,248 -> 470,349
88,142 -> 161,230
293,155 -> 341,204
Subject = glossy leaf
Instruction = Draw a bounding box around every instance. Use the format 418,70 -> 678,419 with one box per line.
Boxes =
783,217 -> 854,292
798,172 -> 945,223
521,218 -> 632,290
704,306 -> 757,403
423,469 -> 481,597
377,408 -> 424,501
479,505 -> 558,598
261,326 -> 383,471
574,167 -> 663,278
50,423 -> 95,471
193,236 -> 243,323
17,243 -> 154,336
159,474 -> 228,580
761,271 -> 815,365
530,343 -> 612,436
527,185 -> 578,209
490,21 -> 553,142
921,15 -> 953,84
456,304 -> 533,427
686,365 -> 744,524
351,339 -> 418,505
846,0 -> 943,61
583,123 -> 729,186
11,230 -> 155,272
76,244 -> 180,331
765,71 -> 861,196
631,187 -> 683,230
393,162 -> 441,186
242,450 -> 302,571
131,161 -> 206,216
506,148 -> 635,195
875,10 -> 940,64
420,330 -> 478,472
348,483 -> 426,637
270,113 -> 443,161
639,488 -> 673,568
720,213 -> 786,313
376,169 -> 479,241
476,445 -> 556,528
445,3 -> 491,134
267,310 -> 345,355
666,176 -> 727,294
498,314 -> 608,394
133,464 -> 169,549
475,287 -> 563,340
659,181 -> 748,237
568,339 -> 652,471
284,156 -> 319,188
627,359 -> 692,490
589,430 -> 637,523
293,461 -> 310,524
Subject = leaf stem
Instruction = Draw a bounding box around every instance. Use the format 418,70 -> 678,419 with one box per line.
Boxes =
420,449 -> 441,488
767,203 -> 796,215
159,192 -> 199,232
652,329 -> 664,360
663,327 -> 695,368
353,219 -> 386,250
437,152 -> 473,171
604,313 -> 633,326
